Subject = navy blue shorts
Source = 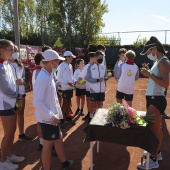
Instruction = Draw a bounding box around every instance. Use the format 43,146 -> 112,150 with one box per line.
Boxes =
39,123 -> 61,141
90,93 -> 105,101
57,90 -> 62,98
75,88 -> 86,96
86,90 -> 90,97
116,90 -> 133,101
146,96 -> 167,115
62,90 -> 73,99
0,109 -> 15,116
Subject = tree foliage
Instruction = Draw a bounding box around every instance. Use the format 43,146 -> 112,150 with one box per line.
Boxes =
0,0 -> 108,48
133,36 -> 148,47
90,35 -> 120,46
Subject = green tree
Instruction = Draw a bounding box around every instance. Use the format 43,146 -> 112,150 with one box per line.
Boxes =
52,0 -> 108,48
133,36 -> 148,47
0,0 -> 108,47
91,35 -> 120,46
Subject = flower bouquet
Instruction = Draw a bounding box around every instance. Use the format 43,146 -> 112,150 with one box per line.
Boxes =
105,100 -> 154,129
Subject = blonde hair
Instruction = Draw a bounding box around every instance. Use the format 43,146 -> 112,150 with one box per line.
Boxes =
125,50 -> 136,60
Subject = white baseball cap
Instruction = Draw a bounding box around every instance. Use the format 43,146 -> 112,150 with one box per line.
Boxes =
63,51 -> 76,58
42,49 -> 65,61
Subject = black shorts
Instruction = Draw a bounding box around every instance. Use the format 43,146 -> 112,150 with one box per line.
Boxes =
76,88 -> 86,96
0,109 -> 15,116
90,93 -> 105,101
39,123 -> 61,141
62,90 -> 73,99
57,90 -> 62,98
146,96 -> 167,115
86,90 -> 90,97
116,90 -> 133,101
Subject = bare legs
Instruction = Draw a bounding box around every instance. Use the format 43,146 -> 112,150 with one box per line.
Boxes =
0,114 -> 17,161
42,134 -> 67,170
17,97 -> 25,135
147,105 -> 162,158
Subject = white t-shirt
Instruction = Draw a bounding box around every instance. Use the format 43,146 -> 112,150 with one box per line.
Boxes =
73,68 -> 86,89
117,63 -> 139,94
56,61 -> 74,90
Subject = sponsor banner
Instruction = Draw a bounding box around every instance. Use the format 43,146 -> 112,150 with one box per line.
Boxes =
20,45 -> 41,69
19,45 -> 87,69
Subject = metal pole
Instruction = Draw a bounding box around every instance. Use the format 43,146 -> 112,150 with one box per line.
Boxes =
13,0 -> 20,52
165,30 -> 167,45
90,142 -> 93,170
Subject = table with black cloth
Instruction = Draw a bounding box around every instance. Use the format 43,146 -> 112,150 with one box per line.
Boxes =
84,109 -> 159,170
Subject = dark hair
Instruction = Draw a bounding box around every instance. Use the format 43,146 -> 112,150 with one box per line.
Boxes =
76,59 -> 84,65
87,52 -> 95,60
41,56 -> 49,65
97,44 -> 106,51
94,50 -> 104,57
34,52 -> 43,65
118,48 -> 127,55
150,36 -> 166,55
41,44 -> 52,52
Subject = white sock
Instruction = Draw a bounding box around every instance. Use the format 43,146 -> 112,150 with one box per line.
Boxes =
90,113 -> 93,118
39,138 -> 43,145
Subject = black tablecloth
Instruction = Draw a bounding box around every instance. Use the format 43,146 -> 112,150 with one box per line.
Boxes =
84,109 -> 159,154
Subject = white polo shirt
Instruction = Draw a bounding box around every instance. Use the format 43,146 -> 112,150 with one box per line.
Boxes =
56,61 -> 74,90
33,68 -> 63,125
73,68 -> 86,89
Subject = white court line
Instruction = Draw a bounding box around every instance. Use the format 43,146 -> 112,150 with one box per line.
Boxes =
105,87 -> 110,94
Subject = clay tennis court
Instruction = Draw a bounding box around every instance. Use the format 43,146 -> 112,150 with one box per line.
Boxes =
0,77 -> 170,170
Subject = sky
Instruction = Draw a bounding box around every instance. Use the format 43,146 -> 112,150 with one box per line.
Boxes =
101,0 -> 170,45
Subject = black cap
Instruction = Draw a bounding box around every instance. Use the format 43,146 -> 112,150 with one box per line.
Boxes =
140,37 -> 157,55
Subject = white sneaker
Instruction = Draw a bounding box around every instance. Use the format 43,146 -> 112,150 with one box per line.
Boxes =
0,160 -> 19,170
137,158 -> 159,169
143,151 -> 163,161
7,154 -> 25,163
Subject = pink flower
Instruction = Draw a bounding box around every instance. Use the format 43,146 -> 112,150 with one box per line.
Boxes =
122,100 -> 137,124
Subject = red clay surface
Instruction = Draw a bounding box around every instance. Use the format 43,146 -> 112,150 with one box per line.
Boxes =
0,78 -> 170,170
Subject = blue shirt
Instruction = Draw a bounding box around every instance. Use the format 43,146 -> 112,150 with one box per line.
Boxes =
146,56 -> 167,96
